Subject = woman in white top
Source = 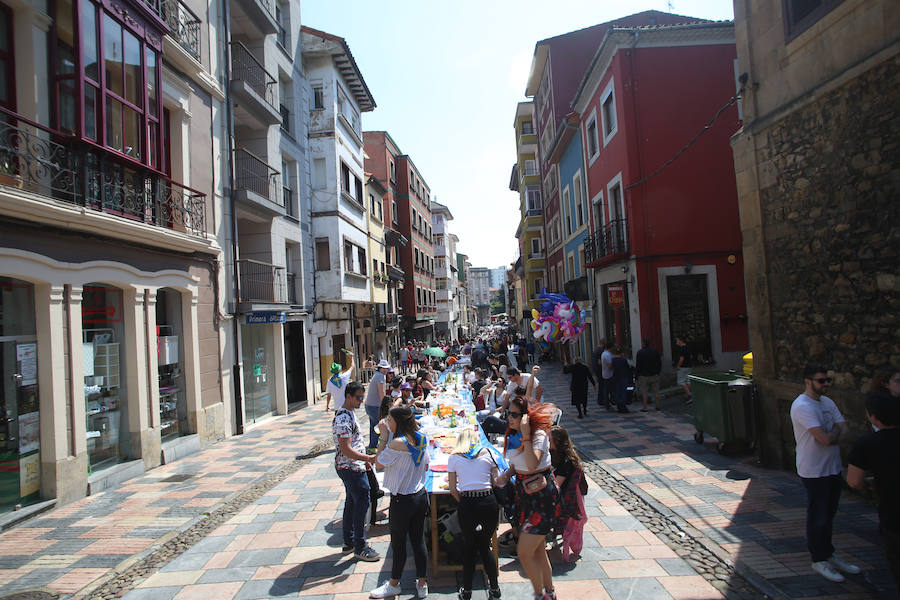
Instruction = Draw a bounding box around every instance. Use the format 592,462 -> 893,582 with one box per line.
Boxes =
496,396 -> 560,600
448,428 -> 501,600
370,406 -> 430,599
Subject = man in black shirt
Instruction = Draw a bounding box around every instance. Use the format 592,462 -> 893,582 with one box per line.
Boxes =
847,393 -> 900,587
635,338 -> 662,412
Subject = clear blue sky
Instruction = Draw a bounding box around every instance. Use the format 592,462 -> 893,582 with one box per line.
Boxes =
302,1 -> 735,269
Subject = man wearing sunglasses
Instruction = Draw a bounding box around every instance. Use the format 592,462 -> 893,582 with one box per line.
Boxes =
790,365 -> 858,582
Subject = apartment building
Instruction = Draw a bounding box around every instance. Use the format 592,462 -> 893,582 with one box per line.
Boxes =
0,0 -> 228,510
300,26 -> 376,391
510,101 -> 544,314
431,201 -> 457,341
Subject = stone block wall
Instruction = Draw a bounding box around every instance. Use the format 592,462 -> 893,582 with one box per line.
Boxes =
749,57 -> 899,464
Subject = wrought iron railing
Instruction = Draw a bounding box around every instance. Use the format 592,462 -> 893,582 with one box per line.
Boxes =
230,42 -> 278,110
234,148 -> 281,205
237,259 -> 287,303
584,218 -> 628,263
0,108 -> 206,236
525,208 -> 542,217
161,0 -> 201,61
376,312 -> 399,331
279,104 -> 291,134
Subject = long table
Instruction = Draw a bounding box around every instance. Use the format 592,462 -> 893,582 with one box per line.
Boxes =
378,368 -> 508,575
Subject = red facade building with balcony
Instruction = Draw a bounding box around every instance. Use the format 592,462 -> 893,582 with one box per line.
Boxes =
363,131 -> 435,342
573,21 -> 749,368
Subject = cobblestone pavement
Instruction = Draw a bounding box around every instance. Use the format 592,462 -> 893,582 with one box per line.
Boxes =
537,359 -> 898,600
0,410 -> 329,598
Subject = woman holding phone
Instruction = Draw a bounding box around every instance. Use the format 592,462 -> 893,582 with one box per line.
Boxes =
496,396 -> 560,600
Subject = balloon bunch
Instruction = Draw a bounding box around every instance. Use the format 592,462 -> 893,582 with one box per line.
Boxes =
530,288 -> 587,350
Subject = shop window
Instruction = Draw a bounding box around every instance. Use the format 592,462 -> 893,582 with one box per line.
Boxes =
602,282 -> 631,355
82,284 -> 129,471
156,289 -> 187,442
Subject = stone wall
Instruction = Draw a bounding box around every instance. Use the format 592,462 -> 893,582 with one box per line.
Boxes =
751,57 -> 899,464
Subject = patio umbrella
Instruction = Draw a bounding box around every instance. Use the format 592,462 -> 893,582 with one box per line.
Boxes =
423,347 -> 447,358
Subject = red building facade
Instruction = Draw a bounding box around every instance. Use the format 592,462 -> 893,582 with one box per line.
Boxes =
573,22 -> 749,368
526,11 -> 703,296
363,131 -> 436,342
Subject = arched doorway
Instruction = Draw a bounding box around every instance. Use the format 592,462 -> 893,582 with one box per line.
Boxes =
0,277 -> 40,510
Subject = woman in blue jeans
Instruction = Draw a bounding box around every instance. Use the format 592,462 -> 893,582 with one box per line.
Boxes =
369,405 -> 431,599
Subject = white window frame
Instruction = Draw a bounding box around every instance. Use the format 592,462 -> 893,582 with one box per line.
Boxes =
567,252 -> 575,280
562,185 -> 571,237
591,190 -> 603,234
584,108 -> 600,165
606,171 -> 626,249
530,237 -> 541,255
573,170 -> 584,230
526,187 -> 541,212
600,77 -> 618,147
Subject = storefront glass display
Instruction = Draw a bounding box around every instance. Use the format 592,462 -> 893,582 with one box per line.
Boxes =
0,277 -> 40,511
156,289 -> 187,442
241,323 -> 275,422
602,282 -> 632,354
83,284 -> 129,471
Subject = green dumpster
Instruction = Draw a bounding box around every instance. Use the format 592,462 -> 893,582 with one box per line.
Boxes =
688,372 -> 756,453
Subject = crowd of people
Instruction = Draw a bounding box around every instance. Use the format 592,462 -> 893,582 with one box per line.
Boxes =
328,331 -> 900,596
328,330 -> 588,600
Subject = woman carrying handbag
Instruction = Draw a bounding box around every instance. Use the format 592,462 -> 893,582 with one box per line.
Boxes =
448,428 -> 502,600
496,396 -> 560,600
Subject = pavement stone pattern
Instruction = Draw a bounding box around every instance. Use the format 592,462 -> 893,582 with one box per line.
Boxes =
119,447 -> 727,600
537,360 -> 899,600
0,411 -> 326,598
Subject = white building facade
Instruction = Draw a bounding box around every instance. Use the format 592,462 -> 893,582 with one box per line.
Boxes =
431,202 -> 458,341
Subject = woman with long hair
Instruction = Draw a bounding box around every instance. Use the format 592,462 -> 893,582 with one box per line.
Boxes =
550,426 -> 587,561
416,369 -> 435,400
448,428 -> 502,600
370,405 -> 430,599
497,396 -> 560,600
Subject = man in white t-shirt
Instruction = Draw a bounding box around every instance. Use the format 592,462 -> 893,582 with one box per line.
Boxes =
325,351 -> 355,411
502,367 -> 542,408
790,364 -> 859,582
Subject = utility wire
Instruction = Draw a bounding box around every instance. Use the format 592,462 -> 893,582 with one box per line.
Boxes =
625,91 -> 743,191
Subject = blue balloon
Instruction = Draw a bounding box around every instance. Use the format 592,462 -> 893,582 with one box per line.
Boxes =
537,287 -> 573,315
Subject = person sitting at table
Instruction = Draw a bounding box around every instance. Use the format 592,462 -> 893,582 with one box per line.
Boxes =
416,369 -> 436,400
449,428 -> 502,600
496,396 -> 560,600
398,382 -> 427,409
390,377 -> 403,399
370,405 -> 431,599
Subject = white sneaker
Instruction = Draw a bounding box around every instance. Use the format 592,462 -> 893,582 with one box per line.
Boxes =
811,560 -> 845,582
829,554 -> 861,575
369,581 -> 402,599
416,581 -> 429,598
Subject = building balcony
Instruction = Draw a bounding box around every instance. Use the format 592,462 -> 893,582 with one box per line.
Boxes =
161,0 -> 201,62
237,259 -> 288,306
230,0 -> 278,38
387,265 -> 405,282
585,218 -> 628,265
0,108 -> 207,238
525,208 -> 543,218
375,312 -> 399,331
233,148 -> 283,215
230,42 -> 281,126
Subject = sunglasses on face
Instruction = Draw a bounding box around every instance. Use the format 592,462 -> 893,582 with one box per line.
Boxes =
353,394 -> 365,400
508,411 -> 523,418
812,377 -> 833,384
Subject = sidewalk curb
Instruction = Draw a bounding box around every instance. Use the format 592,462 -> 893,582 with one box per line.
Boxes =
586,452 -> 789,600
70,437 -> 334,600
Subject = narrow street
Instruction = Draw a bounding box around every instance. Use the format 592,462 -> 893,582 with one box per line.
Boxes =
0,362 -> 893,599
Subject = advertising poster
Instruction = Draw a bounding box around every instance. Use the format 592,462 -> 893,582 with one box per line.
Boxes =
19,452 -> 40,498
17,412 -> 40,454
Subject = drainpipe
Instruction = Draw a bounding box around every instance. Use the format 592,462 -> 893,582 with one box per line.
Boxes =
222,0 -> 243,434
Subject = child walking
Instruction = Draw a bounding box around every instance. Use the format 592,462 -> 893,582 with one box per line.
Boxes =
550,426 -> 587,562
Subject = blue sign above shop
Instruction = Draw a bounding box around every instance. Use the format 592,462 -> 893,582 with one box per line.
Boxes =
245,312 -> 286,325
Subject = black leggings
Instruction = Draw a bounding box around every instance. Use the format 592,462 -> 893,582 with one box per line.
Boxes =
389,489 -> 428,579
458,494 -> 500,590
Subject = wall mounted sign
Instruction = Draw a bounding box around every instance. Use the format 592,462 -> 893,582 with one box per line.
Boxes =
245,312 -> 286,325
607,284 -> 625,308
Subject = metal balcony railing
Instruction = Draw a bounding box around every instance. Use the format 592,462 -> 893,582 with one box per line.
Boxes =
584,218 -> 628,263
286,271 -> 297,304
279,104 -> 291,134
0,108 -> 206,235
230,42 -> 277,110
161,0 -> 201,61
234,148 -> 280,205
525,208 -> 542,217
375,312 -> 399,331
237,259 -> 287,303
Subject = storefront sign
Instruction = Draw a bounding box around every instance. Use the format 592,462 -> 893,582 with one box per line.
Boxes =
16,344 -> 37,386
82,286 -> 123,324
245,312 -> 286,325
19,452 -> 39,497
17,412 -> 39,454
607,285 -> 625,308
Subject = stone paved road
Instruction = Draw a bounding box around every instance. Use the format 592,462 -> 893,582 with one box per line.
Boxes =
537,360 -> 898,600
0,410 -> 328,598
